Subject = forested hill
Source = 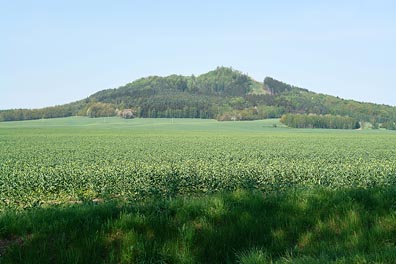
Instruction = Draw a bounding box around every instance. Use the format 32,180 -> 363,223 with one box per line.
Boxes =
1,66 -> 396,128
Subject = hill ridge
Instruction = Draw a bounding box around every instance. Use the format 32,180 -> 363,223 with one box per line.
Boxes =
1,66 -> 396,128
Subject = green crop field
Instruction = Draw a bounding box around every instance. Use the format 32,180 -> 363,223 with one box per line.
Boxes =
1,117 -> 396,263
1,117 -> 395,209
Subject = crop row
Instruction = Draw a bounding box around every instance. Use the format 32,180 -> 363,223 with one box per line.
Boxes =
1,131 -> 396,209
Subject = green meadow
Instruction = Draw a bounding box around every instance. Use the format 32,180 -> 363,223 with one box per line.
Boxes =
1,117 -> 396,263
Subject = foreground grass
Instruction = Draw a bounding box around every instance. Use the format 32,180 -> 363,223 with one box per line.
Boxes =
1,187 -> 396,263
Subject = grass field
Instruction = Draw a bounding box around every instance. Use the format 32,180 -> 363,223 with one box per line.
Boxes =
0,116 -> 284,131
1,117 -> 396,263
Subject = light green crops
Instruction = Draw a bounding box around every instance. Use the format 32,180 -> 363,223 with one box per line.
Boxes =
1,117 -> 396,209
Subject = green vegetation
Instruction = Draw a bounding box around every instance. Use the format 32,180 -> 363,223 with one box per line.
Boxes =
0,100 -> 86,121
264,77 -> 308,95
280,113 -> 360,129
1,188 -> 396,263
85,102 -> 117,118
1,117 -> 396,210
381,120 -> 396,130
1,67 -> 396,129
1,117 -> 396,262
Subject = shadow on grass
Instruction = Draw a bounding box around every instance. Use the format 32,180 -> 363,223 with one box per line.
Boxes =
1,187 -> 396,263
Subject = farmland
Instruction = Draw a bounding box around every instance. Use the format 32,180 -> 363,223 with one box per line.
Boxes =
1,117 -> 396,263
1,117 -> 396,209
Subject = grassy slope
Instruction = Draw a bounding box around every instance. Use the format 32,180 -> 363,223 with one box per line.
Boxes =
1,117 -> 396,263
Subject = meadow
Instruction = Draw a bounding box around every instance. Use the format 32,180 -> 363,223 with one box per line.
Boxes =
1,117 -> 396,263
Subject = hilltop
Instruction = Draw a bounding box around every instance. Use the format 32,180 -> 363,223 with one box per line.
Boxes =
1,67 -> 396,128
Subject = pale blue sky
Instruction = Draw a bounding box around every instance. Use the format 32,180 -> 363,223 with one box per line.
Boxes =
1,0 -> 395,109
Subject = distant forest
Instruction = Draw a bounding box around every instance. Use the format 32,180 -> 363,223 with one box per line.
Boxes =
1,67 -> 396,129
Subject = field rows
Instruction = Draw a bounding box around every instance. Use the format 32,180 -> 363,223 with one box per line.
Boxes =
1,121 -> 396,210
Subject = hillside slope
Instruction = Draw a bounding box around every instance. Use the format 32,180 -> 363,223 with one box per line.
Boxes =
1,67 -> 396,126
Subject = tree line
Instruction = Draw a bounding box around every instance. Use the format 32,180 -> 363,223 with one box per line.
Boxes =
280,113 -> 360,129
1,67 -> 396,130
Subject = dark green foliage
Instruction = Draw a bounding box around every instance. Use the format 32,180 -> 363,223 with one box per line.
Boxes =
88,67 -> 255,119
264,77 -> 308,95
381,121 -> 396,130
0,100 -> 87,122
280,113 -> 360,129
196,67 -> 252,96
1,188 -> 396,263
1,67 -> 396,126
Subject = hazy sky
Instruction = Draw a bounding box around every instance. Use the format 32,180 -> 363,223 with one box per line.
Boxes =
1,0 -> 395,109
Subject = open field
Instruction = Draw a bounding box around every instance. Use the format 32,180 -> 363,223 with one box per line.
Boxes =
1,117 -> 395,209
1,117 -> 396,263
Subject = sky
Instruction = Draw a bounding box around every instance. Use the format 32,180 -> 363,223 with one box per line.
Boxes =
1,0 -> 395,109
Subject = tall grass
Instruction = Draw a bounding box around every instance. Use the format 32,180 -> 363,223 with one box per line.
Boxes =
1,187 -> 396,263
